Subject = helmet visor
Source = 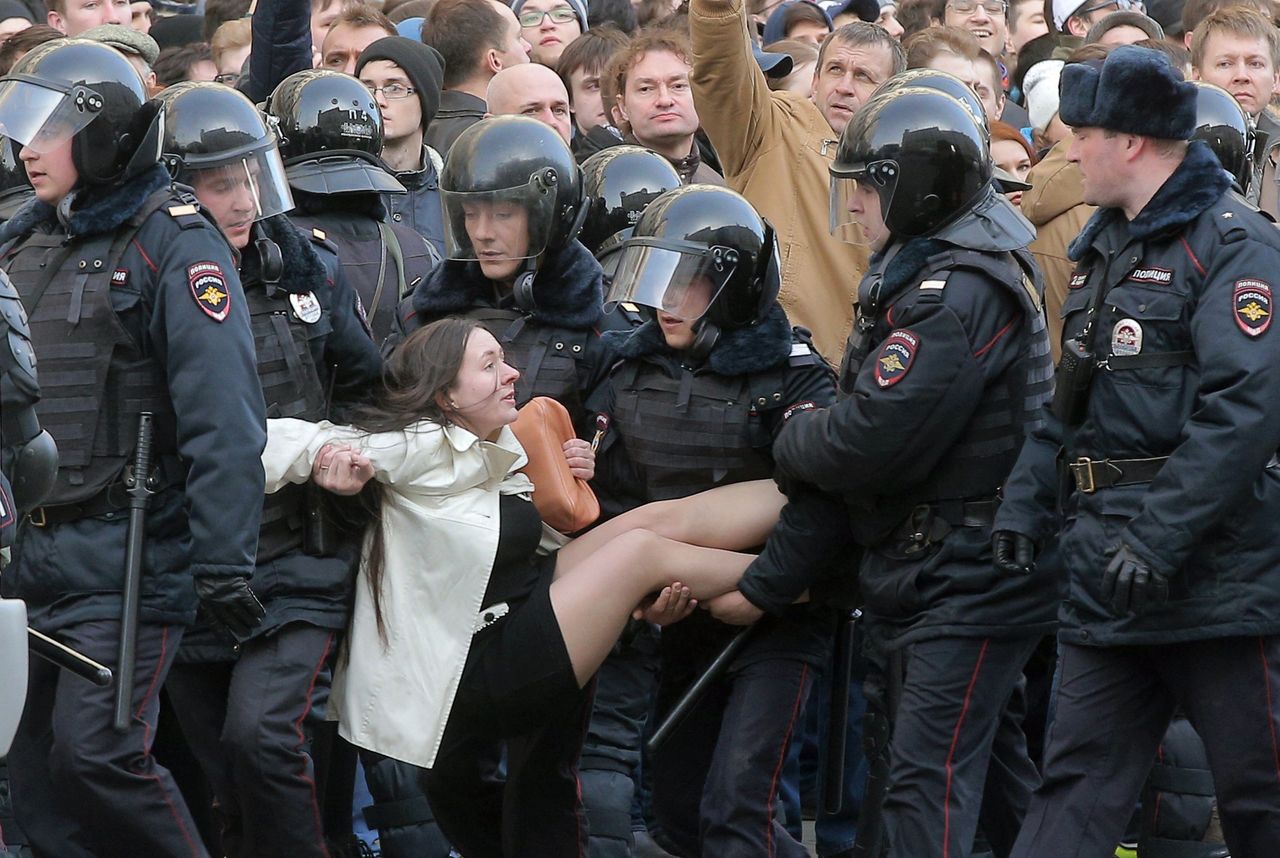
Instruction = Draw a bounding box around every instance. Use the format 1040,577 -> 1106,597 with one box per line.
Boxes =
0,79 -> 99,154
186,147 -> 295,224
605,238 -> 729,322
829,159 -> 898,247
440,179 -> 558,262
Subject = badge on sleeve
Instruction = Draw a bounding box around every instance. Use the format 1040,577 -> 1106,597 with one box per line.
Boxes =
1111,319 -> 1143,356
289,291 -> 323,324
1234,279 -> 1272,337
188,261 -> 231,322
874,330 -> 919,388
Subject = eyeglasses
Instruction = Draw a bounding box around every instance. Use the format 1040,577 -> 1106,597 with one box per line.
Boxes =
214,72 -> 240,85
518,7 -> 578,27
364,83 -> 417,100
946,0 -> 1007,14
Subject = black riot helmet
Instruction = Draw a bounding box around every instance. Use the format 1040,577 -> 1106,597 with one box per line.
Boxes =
871,69 -> 989,140
0,137 -> 31,220
266,69 -> 404,196
608,185 -> 781,354
440,115 -> 587,266
0,39 -> 162,187
831,87 -> 991,243
156,82 -> 294,223
1189,81 -> 1253,192
579,145 -> 683,257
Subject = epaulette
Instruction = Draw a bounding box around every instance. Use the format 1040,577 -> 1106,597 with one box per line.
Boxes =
312,227 -> 327,242
306,227 -> 339,256
613,301 -> 645,326
1211,196 -> 1256,244
165,190 -> 213,230
788,326 -> 823,367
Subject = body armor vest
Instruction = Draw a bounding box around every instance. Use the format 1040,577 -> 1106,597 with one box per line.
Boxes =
6,191 -> 180,506
610,360 -> 777,502
459,305 -> 590,423
245,280 -> 328,561
846,246 -> 1054,505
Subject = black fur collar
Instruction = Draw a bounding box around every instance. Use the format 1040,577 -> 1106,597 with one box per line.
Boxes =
1069,141 -> 1230,260
412,239 -> 604,330
242,214 -> 327,295
877,238 -> 952,299
602,303 -> 794,375
0,163 -> 172,244
291,187 -> 387,220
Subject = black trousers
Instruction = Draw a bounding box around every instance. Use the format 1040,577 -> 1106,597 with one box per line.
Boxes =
164,622 -> 336,858
1012,636 -> 1280,858
651,651 -> 815,858
875,634 -> 1040,858
7,619 -> 206,858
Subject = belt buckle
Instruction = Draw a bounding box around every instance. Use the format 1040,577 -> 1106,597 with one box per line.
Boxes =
1073,457 -> 1097,494
28,507 -> 46,527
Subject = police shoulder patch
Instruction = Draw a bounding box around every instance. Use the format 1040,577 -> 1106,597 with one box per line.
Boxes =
874,330 -> 919,388
1234,278 -> 1272,337
189,261 -> 231,322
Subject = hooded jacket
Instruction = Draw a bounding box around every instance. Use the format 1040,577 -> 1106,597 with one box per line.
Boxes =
1022,138 -> 1096,361
689,0 -> 870,363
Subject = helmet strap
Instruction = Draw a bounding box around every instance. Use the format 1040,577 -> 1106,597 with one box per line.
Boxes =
256,235 -> 284,289
688,318 -> 720,362
512,258 -> 539,313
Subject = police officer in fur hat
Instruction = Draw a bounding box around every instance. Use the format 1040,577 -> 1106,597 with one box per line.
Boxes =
995,44 -> 1280,858
0,39 -> 266,856
771,83 -> 1056,858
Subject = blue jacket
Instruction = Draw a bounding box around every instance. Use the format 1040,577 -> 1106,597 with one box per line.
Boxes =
997,141 -> 1280,646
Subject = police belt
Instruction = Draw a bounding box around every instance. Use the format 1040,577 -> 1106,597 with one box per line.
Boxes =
889,498 -> 1000,545
28,483 -> 134,527
1069,456 -> 1168,494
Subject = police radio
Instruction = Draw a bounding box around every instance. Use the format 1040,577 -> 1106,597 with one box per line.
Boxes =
1051,335 -> 1097,426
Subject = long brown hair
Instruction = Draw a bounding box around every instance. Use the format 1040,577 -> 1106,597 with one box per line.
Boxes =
353,318 -> 482,642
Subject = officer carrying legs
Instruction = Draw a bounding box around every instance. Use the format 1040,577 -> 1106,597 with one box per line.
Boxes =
0,38 -> 266,858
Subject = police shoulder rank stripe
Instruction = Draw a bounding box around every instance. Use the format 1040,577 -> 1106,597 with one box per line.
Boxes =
1234,279 -> 1272,337
875,330 -> 919,388
189,261 -> 231,322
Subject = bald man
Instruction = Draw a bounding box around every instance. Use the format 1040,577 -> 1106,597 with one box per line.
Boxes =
486,63 -> 573,143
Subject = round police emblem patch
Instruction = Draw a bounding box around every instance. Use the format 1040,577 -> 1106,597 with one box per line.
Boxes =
1234,279 -> 1272,337
874,330 -> 919,389
1111,318 -> 1143,356
290,291 -> 323,324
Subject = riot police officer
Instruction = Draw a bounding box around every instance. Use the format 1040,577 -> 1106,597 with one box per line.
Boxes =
578,144 -> 683,274
771,86 -> 1057,858
595,184 -> 839,857
0,39 -> 266,858
267,68 -> 439,347
994,44 -> 1280,858
150,81 -> 383,858
1189,81 -> 1253,194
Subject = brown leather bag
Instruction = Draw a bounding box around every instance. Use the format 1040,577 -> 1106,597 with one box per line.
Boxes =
509,397 -> 600,533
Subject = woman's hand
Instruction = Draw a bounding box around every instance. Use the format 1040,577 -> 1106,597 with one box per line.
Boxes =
633,583 -> 697,626
312,444 -> 376,496
563,438 -> 595,481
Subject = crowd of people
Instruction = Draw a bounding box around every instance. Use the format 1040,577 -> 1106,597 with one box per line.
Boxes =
0,0 -> 1277,854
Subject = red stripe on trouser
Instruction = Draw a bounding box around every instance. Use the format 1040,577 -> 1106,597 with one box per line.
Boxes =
942,638 -> 990,858
1259,637 -> 1280,784
136,627 -> 203,858
766,664 -> 810,855
291,631 -> 335,857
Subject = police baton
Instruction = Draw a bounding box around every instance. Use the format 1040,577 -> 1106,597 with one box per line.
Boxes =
28,627 -> 113,687
821,608 -> 861,815
113,412 -> 155,732
646,625 -> 755,755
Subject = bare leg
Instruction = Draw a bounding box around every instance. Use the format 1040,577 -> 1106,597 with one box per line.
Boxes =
556,479 -> 786,572
550,529 -> 756,686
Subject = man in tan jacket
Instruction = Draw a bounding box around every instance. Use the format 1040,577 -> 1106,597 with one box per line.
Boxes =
690,0 -> 904,361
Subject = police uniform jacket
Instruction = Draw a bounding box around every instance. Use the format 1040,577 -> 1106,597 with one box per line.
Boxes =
775,231 -> 1058,648
403,239 -> 621,433
996,141 -> 1280,646
0,165 -> 266,633
590,304 -> 839,664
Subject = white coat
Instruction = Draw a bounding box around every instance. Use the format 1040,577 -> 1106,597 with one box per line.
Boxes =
261,417 -> 535,768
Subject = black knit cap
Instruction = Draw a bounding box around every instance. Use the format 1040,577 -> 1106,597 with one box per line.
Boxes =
356,36 -> 445,133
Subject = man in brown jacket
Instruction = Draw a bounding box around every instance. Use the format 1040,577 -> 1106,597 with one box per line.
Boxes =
690,0 -> 904,361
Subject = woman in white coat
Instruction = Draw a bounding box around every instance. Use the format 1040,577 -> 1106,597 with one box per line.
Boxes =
262,317 -> 786,857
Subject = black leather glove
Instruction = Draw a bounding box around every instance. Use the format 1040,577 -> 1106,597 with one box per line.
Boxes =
992,530 -> 1036,576
193,575 -> 266,639
1101,543 -> 1169,614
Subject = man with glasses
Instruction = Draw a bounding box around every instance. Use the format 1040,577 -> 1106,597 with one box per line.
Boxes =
1053,0 -> 1138,38
358,36 -> 448,255
943,0 -> 1009,67
511,0 -> 587,70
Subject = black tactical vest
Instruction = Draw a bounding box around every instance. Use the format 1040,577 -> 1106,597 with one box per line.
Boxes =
6,192 -> 181,506
245,280 -> 329,560
459,305 -> 591,423
609,360 -> 777,502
